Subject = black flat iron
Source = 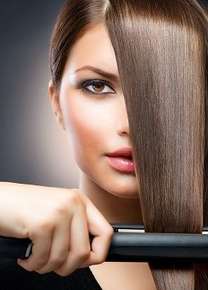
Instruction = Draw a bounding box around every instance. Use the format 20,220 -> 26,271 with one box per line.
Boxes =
1,224 -> 208,263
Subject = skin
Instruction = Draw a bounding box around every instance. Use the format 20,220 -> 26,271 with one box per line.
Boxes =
48,23 -> 156,290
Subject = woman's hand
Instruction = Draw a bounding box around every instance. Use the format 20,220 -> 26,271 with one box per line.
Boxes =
0,182 -> 114,277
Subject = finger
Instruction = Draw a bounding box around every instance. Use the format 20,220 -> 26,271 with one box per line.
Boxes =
17,226 -> 53,272
54,203 -> 91,277
35,218 -> 71,274
80,195 -> 114,266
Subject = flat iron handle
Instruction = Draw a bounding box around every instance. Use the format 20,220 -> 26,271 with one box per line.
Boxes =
1,224 -> 208,263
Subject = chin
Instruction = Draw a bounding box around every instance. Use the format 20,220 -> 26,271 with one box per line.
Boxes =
106,187 -> 139,199
112,193 -> 139,199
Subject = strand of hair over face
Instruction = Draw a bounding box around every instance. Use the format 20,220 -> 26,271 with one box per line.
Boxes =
104,0 -> 208,289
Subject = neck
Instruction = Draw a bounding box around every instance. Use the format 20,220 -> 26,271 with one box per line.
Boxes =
78,170 -> 143,224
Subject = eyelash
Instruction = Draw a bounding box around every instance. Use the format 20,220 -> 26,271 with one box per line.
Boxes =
78,79 -> 115,95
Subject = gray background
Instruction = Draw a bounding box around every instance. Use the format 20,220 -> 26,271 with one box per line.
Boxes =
0,1 -> 80,188
0,1 -> 207,188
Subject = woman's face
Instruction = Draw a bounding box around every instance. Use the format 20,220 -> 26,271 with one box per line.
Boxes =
48,23 -> 139,199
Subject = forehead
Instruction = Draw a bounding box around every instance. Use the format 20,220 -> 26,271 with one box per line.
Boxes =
64,23 -> 119,75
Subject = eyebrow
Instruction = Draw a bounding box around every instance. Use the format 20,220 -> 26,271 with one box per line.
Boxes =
75,65 -> 119,83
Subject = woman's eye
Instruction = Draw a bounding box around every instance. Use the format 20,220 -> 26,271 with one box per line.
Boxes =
79,79 -> 115,95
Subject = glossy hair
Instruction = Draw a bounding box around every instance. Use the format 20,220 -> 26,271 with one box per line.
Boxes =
49,0 -> 208,288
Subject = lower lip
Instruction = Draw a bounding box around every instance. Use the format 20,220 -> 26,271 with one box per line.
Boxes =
106,156 -> 135,174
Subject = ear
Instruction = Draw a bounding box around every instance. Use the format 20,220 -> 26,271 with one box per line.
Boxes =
48,80 -> 66,131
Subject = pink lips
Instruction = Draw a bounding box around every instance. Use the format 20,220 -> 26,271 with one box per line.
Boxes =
106,156 -> 135,173
106,147 -> 135,174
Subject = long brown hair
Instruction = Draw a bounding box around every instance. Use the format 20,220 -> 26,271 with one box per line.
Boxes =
49,0 -> 208,288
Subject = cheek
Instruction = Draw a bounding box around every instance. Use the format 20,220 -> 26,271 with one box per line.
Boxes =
61,94 -> 116,168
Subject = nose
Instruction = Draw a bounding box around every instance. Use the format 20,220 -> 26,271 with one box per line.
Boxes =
117,96 -> 130,136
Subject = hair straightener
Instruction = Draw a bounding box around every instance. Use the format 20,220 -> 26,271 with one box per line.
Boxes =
1,224 -> 208,264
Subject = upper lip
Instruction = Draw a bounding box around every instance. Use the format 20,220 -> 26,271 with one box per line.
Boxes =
106,147 -> 133,158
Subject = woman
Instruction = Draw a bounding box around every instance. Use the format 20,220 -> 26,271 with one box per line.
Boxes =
49,0 -> 208,287
0,0 -> 207,289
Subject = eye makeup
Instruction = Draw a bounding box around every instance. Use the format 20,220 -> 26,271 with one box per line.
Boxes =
76,78 -> 116,96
